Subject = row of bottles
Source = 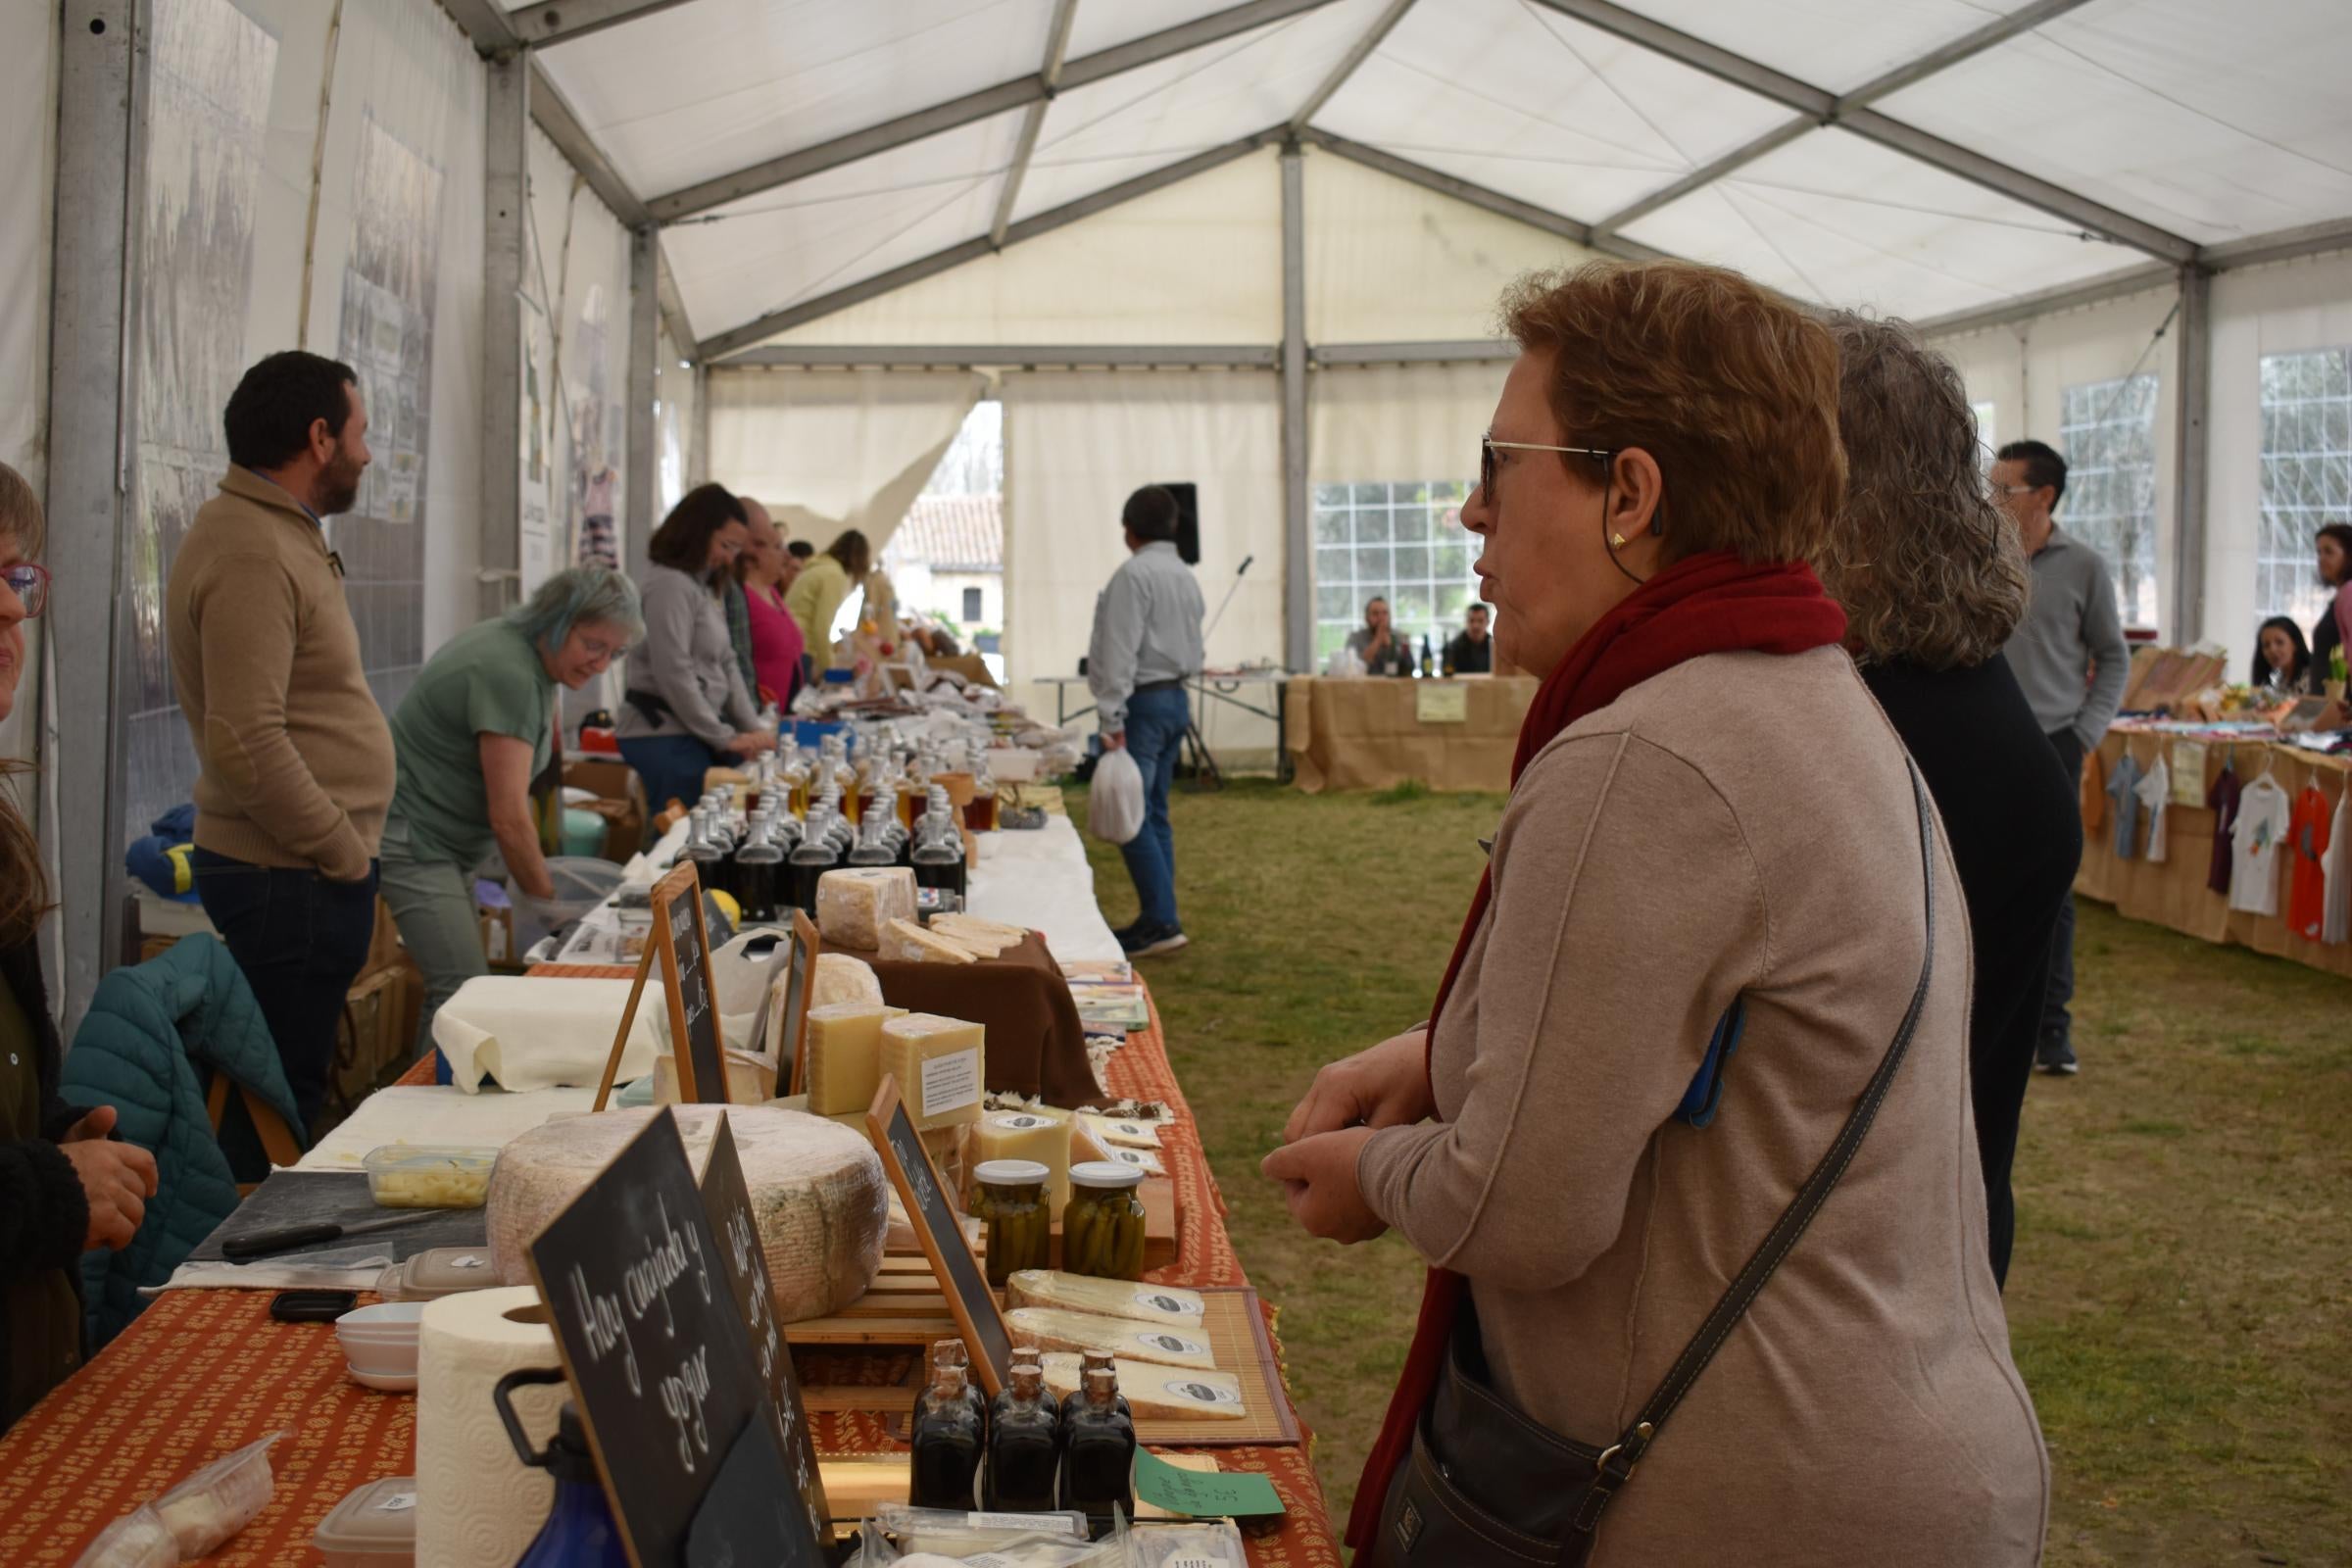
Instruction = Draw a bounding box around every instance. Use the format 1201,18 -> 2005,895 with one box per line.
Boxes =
910,1341 -> 1136,1522
679,773 -> 970,920
742,730 -> 1001,833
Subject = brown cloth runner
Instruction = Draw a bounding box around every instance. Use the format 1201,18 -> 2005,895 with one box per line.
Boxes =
848,932 -> 1100,1108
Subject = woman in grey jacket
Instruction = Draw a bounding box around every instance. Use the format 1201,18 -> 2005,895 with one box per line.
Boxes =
617,483 -> 775,813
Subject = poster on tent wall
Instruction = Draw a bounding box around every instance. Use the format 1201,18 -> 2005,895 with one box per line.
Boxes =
569,284 -> 622,571
519,291 -> 556,596
335,116 -> 444,715
121,0 -> 277,835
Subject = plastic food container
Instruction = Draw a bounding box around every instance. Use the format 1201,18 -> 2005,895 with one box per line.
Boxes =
375,1247 -> 499,1302
362,1145 -> 498,1209
313,1476 -> 418,1566
335,1301 -> 426,1392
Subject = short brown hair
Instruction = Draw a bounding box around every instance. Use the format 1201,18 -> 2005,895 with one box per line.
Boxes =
648,482 -> 748,574
1821,313 -> 2029,669
1500,261 -> 1845,565
0,463 -> 52,947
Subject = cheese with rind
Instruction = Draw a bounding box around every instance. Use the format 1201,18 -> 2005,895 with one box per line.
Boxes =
1005,1270 -> 1204,1328
815,867 -> 916,950
975,1111 -> 1073,1211
486,1105 -> 887,1323
1004,1307 -> 1216,1369
880,918 -> 977,965
1036,1353 -> 1246,1421
880,1013 -> 986,1129
810,953 -> 885,1008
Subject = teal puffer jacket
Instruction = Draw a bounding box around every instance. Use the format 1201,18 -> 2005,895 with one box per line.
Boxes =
60,935 -> 300,1344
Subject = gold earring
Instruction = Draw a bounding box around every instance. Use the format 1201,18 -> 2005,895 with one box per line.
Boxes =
1610,532 -> 1628,550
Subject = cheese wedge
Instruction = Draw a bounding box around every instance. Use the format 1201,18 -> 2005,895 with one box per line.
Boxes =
804,1002 -> 902,1116
1004,1307 -> 1216,1370
880,917 -> 977,965
810,953 -> 885,1008
1078,1112 -> 1162,1150
974,1111 -> 1073,1211
815,867 -> 916,949
1036,1353 -> 1246,1422
651,1047 -> 775,1105
936,912 -> 1026,943
1005,1270 -> 1205,1329
934,914 -> 1026,955
930,926 -> 1018,959
880,1013 -> 986,1130
1102,1145 -> 1165,1177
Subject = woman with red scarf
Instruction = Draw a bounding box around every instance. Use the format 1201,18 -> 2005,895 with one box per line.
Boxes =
1264,263 -> 2047,1566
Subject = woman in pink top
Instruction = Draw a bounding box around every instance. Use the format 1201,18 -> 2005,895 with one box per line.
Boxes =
736,506 -> 805,707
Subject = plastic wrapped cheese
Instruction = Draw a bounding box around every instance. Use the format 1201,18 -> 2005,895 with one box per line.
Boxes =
1036,1353 -> 1246,1421
815,867 -> 915,950
880,1013 -> 985,1130
1005,1270 -> 1205,1328
804,1002 -> 903,1116
809,953 -> 885,1008
880,918 -> 977,965
486,1105 -> 888,1322
1004,1306 -> 1216,1369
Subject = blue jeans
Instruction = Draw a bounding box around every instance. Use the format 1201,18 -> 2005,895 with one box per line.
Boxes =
620,734 -> 726,819
1118,684 -> 1188,931
193,849 -> 381,1130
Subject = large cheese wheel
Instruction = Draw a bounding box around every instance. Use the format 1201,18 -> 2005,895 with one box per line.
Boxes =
486,1105 -> 888,1323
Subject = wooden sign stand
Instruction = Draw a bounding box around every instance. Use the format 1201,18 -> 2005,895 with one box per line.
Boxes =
593,862 -> 728,1110
865,1075 -> 1013,1397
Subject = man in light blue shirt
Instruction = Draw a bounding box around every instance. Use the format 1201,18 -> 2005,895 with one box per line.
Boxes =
1087,486 -> 1205,956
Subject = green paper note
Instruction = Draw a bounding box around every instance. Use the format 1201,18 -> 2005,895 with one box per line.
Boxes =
1134,1448 -> 1287,1519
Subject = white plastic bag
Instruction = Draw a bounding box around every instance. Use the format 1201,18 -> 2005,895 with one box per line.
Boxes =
1088,747 -> 1146,846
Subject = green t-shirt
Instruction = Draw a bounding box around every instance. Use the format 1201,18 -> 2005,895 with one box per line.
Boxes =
389,617 -> 556,866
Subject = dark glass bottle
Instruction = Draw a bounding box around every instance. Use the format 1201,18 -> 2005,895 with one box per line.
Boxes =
684,808 -> 730,903
983,1362 -> 1061,1513
1057,1349 -> 1129,1431
909,1360 -> 982,1511
786,806 -> 842,914
1419,634 -> 1435,677
932,1339 -> 990,1446
1057,1365 -> 1135,1522
911,787 -> 966,899
734,818 -> 782,924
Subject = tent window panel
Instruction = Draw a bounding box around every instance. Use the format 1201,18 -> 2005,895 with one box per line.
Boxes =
1312,479 -> 1485,663
2058,373 -> 2161,630
2258,347 -> 2352,629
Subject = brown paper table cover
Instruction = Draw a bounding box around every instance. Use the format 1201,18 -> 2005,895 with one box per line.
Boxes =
2077,727 -> 2352,981
1283,673 -> 1535,793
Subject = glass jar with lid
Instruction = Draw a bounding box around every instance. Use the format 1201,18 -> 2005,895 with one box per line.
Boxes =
972,1159 -> 1052,1287
1061,1161 -> 1148,1280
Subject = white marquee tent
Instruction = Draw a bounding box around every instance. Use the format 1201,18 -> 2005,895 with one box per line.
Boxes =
5,0 -> 2351,1021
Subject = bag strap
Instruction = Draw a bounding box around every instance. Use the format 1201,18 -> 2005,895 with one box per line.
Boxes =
1568,762 -> 1938,1544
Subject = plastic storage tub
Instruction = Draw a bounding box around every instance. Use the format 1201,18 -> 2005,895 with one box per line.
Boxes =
313,1476 -> 418,1566
375,1246 -> 499,1301
362,1146 -> 498,1209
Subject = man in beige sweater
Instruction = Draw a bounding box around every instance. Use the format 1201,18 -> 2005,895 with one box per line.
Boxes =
168,351 -> 395,1127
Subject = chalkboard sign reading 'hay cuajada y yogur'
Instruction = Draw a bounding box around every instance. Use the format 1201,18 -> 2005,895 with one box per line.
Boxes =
523,1107 -> 828,1567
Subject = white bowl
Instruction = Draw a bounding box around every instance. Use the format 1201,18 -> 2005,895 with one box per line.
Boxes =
336,1301 -> 425,1385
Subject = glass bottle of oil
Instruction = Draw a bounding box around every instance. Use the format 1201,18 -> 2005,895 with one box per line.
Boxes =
909,1356 -> 982,1511
983,1360 -> 1060,1513
1057,1364 -> 1135,1522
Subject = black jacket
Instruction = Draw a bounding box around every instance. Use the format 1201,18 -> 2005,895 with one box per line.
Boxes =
1,938 -> 91,1428
1862,655 -> 2080,1287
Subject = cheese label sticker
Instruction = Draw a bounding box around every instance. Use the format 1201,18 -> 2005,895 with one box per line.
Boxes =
921,1048 -> 982,1118
1169,1379 -> 1243,1407
1139,1331 -> 1209,1358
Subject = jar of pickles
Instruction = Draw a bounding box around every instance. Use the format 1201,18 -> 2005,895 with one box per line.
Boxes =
972,1159 -> 1053,1287
1062,1161 -> 1148,1280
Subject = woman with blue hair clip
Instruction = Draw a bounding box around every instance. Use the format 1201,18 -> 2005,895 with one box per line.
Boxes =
379,565 -> 643,1054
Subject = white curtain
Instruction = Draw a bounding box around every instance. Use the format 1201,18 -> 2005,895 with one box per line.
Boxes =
1001,368 -> 1284,763
0,0 -> 54,783
1310,362 -> 1499,487
707,367 -> 984,557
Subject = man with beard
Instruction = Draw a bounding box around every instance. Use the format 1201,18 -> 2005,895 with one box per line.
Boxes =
167,351 -> 395,1129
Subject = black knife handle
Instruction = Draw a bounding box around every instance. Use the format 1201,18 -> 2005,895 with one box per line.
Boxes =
223,1222 -> 343,1261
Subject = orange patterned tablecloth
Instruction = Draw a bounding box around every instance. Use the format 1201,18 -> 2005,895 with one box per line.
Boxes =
0,976 -> 1341,1567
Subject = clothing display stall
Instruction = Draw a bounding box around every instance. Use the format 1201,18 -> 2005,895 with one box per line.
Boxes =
2076,725 -> 2352,981
1284,674 -> 1537,794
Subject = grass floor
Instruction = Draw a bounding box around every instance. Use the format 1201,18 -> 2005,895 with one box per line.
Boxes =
1075,778 -> 2352,1566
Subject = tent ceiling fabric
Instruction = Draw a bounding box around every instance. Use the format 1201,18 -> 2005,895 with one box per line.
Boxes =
499,0 -> 2352,355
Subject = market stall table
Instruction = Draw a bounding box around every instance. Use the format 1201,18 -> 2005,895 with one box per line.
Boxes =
1284,672 -> 1536,793
2076,725 -> 2352,981
0,988 -> 1343,1567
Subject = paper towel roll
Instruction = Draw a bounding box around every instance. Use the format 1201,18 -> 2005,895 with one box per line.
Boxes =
417,1287 -> 564,1568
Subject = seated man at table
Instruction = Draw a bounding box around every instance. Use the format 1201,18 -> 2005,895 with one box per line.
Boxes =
1444,603 -> 1494,674
1345,598 -> 1416,677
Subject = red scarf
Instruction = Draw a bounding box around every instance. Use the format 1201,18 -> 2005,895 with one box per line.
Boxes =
1345,550 -> 1847,1550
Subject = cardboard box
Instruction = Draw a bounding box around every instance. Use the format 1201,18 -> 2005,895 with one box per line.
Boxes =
564,756 -> 648,859
929,654 -> 1000,690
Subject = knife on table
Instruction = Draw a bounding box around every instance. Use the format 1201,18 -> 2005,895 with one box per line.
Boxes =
221,1209 -> 441,1262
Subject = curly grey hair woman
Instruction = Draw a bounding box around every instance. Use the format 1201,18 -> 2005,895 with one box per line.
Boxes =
1818,312 -> 2082,1287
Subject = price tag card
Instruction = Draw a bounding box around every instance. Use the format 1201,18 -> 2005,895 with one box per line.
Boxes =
1414,682 -> 1469,724
1133,1448 -> 1287,1519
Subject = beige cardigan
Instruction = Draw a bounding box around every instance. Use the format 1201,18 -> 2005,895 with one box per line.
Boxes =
1359,646 -> 2048,1566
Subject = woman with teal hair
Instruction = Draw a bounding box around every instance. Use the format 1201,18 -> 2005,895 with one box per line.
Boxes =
380,565 -> 643,1054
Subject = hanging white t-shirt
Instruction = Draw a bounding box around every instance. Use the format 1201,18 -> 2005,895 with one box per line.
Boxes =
2133,757 -> 2171,862
2324,788 -> 2352,945
2230,776 -> 2294,917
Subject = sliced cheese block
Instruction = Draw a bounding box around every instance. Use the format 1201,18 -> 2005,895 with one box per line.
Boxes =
1103,1145 -> 1165,1178
929,926 -> 1017,959
1004,1307 -> 1216,1370
814,867 -> 915,950
804,1002 -> 902,1116
486,1105 -> 887,1323
1037,1353 -> 1246,1421
1005,1270 -> 1205,1329
1078,1112 -> 1162,1150
975,1111 -> 1073,1212
933,912 -> 1026,945
809,953 -> 885,1008
651,1047 -> 775,1105
880,917 -> 977,966
880,1013 -> 986,1130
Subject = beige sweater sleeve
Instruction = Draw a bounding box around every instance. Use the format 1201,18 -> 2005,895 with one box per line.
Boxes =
1358,732 -> 1769,1291
191,554 -> 372,880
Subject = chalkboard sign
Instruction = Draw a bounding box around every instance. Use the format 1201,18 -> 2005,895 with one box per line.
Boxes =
698,1114 -> 830,1557
522,1109 -> 816,1568
766,910 -> 822,1096
592,863 -> 727,1111
866,1075 -> 1012,1397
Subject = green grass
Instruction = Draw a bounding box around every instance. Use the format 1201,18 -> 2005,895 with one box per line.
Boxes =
1075,778 -> 2352,1565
